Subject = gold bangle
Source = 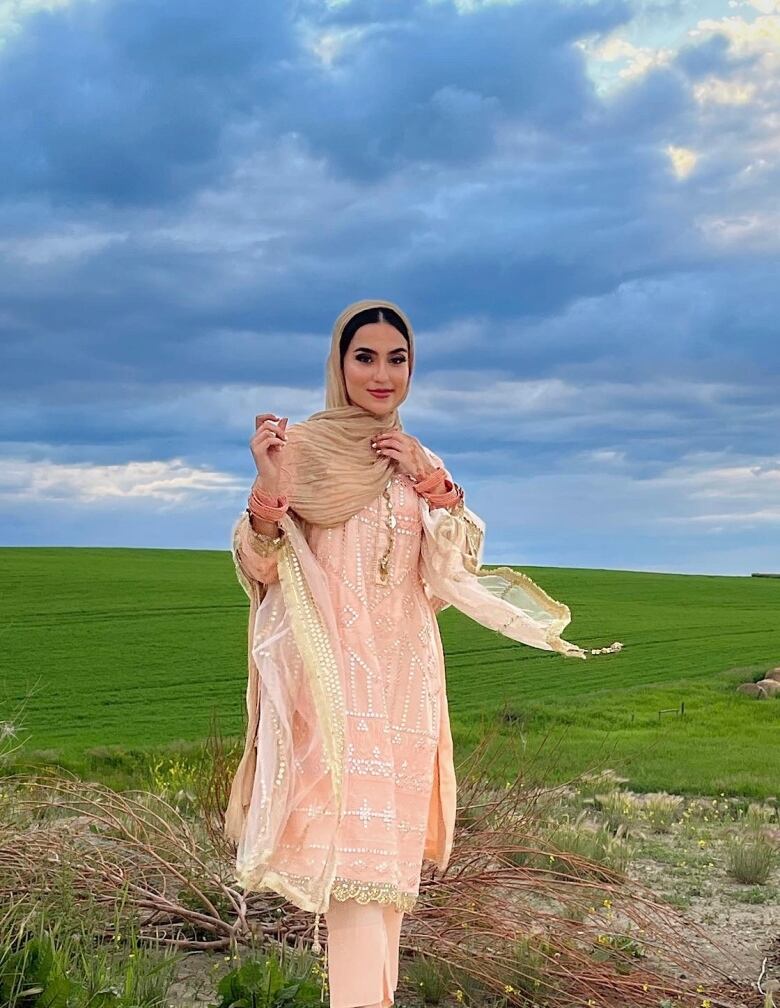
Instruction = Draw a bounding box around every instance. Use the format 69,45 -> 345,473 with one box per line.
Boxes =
245,513 -> 285,556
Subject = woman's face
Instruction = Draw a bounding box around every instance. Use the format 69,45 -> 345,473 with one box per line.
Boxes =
342,322 -> 410,416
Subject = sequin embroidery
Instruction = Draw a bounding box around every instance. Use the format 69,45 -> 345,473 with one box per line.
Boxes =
265,473 -> 441,907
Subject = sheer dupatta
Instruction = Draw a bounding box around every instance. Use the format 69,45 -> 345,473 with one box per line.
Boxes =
225,511 -> 349,914
417,446 -> 623,660
418,501 -> 622,659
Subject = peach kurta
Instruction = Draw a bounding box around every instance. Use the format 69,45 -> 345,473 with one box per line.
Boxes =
305,471 -> 440,909
226,447 -> 615,919
232,471 -> 456,913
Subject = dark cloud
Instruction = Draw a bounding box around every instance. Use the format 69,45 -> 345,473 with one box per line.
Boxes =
0,0 -> 298,203
0,0 -> 630,203
278,0 -> 629,179
0,0 -> 777,571
675,31 -> 756,80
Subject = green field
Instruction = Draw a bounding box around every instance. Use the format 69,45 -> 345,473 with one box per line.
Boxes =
1,547 -> 778,798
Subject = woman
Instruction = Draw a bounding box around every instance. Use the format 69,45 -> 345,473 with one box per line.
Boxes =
225,299 -> 622,1008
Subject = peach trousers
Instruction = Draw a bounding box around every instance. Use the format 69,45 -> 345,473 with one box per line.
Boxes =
324,897 -> 405,1008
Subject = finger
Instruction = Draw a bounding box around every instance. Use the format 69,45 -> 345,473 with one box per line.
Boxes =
255,430 -> 285,447
256,419 -> 288,439
255,413 -> 279,429
374,444 -> 404,458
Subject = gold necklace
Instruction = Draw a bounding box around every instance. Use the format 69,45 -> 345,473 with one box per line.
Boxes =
377,477 -> 396,585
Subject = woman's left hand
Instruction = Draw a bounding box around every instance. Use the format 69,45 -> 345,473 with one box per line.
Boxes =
371,428 -> 437,480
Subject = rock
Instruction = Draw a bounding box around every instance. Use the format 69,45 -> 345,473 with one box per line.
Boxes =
755,679 -> 780,696
736,683 -> 768,699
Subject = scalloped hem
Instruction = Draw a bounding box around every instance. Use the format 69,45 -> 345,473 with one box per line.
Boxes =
328,876 -> 418,913
235,864 -> 419,915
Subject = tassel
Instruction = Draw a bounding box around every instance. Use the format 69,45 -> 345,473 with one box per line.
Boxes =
589,641 -> 623,655
312,911 -> 321,954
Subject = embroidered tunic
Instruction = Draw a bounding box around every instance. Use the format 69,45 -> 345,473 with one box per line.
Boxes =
238,472 -> 443,912
227,450 -> 614,916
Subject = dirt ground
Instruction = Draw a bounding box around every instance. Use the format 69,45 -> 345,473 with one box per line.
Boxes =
625,815 -> 779,997
166,786 -> 779,1006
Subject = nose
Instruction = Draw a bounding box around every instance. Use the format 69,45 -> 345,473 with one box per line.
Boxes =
374,358 -> 390,384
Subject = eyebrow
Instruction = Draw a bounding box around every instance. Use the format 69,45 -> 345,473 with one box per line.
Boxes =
353,346 -> 408,354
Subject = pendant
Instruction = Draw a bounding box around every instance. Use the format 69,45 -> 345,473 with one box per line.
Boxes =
376,478 -> 395,586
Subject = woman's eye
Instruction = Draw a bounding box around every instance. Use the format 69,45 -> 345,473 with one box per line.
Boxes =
354,354 -> 407,364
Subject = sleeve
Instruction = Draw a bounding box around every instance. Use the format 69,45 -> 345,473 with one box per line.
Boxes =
417,444 -> 485,571
416,445 -> 480,615
233,511 -> 284,585
415,456 -> 622,660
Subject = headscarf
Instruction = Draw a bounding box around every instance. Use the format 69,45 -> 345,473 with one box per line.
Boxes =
279,299 -> 415,528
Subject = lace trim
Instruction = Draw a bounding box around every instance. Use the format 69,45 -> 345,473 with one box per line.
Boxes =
236,864 -> 419,915
235,864 -> 324,915
329,876 -> 418,912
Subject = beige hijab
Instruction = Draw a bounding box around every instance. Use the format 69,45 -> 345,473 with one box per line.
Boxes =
281,298 -> 417,528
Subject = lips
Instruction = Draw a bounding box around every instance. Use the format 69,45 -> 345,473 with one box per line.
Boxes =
368,389 -> 392,397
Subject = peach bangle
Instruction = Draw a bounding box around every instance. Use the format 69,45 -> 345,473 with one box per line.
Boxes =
412,466 -> 448,493
248,482 -> 289,522
412,467 -> 464,509
425,482 -> 464,509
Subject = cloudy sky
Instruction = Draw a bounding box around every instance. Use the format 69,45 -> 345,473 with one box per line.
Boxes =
1,0 -> 778,574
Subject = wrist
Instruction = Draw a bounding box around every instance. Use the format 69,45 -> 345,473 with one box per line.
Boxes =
411,454 -> 439,481
253,473 -> 281,497
248,510 -> 281,537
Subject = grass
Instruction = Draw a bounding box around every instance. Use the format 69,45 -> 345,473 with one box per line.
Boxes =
2,546 -> 779,797
725,831 -> 777,884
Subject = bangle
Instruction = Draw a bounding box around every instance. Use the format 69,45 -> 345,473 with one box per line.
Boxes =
425,481 -> 464,509
245,512 -> 285,556
411,466 -> 463,508
248,481 -> 289,522
411,466 -> 447,494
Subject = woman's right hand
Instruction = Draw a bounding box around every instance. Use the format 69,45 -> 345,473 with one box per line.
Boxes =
250,414 -> 289,494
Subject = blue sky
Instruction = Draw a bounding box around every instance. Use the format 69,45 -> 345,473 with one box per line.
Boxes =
1,0 -> 778,574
